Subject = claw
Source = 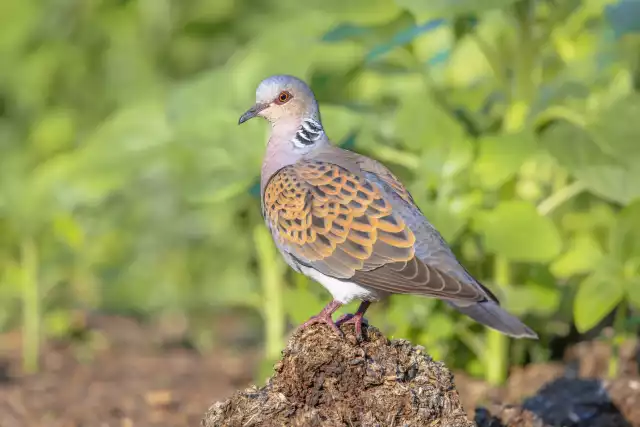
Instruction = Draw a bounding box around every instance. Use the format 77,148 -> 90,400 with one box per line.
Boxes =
297,300 -> 373,341
335,301 -> 371,341
300,312 -> 343,337
336,312 -> 367,341
297,299 -> 343,337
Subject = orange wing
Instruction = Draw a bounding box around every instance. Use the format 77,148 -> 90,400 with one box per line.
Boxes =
263,160 -> 485,302
264,160 -> 415,277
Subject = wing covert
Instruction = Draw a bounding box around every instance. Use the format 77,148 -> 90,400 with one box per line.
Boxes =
264,161 -> 416,278
263,160 -> 486,303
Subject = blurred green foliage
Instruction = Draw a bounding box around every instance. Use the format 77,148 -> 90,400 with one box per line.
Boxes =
1,0 -> 639,381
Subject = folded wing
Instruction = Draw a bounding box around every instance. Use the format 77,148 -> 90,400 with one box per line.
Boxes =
263,160 -> 486,303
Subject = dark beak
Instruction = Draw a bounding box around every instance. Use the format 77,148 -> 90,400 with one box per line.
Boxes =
238,103 -> 267,124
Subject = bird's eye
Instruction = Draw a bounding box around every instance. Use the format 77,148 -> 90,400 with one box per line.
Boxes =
276,91 -> 291,104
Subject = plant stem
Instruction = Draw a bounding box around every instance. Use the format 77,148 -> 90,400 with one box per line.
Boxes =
483,2 -> 536,385
512,0 -> 536,103
21,238 -> 40,374
472,33 -> 509,93
609,303 -> 627,378
537,181 -> 586,216
486,255 -> 511,385
533,105 -> 589,129
253,226 -> 285,361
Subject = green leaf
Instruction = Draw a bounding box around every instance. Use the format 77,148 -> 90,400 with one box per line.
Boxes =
550,233 -> 603,278
590,94 -> 640,161
29,108 -> 76,157
397,0 -> 520,16
578,164 -> 640,205
609,199 -> 640,262
394,88 -> 472,185
622,256 -> 640,309
44,309 -> 75,339
541,122 -> 613,171
365,19 -> 447,62
322,12 -> 415,46
574,263 -> 626,333
52,214 -> 84,250
472,132 -> 537,189
310,0 -> 402,24
560,203 -> 617,233
627,276 -> 640,309
503,282 -> 560,316
420,191 -> 483,243
476,201 -> 562,262
395,89 -> 467,152
541,122 -> 640,205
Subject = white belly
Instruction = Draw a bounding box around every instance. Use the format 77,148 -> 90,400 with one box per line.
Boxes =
299,266 -> 388,304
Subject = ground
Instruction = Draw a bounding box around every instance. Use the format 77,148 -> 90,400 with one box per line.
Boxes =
0,315 -> 638,427
204,323 -> 473,426
0,315 -> 257,427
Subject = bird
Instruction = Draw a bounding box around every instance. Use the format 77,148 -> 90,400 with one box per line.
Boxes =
238,75 -> 538,341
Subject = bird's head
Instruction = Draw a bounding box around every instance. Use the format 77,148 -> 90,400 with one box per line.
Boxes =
238,75 -> 320,125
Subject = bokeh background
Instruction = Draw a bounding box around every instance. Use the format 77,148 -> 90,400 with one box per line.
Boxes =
1,0 -> 640,424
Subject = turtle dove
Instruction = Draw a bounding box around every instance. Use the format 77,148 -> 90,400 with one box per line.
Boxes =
239,75 -> 537,341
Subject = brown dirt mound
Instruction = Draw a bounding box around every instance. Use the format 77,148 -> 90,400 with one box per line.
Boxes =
203,323 -> 473,427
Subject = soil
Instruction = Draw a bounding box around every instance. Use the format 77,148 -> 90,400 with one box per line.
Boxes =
0,315 -> 257,427
1,314 -> 638,427
565,339 -> 640,378
456,337 -> 640,415
204,323 -> 473,427
454,362 -> 567,412
205,321 -> 640,427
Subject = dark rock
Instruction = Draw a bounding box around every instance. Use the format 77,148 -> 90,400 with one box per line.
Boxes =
475,377 -> 640,427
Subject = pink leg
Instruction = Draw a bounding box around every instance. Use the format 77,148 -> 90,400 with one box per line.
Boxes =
336,301 -> 371,340
298,300 -> 343,336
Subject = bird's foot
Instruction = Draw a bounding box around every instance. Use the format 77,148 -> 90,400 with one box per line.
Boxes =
298,300 -> 343,337
299,313 -> 343,337
336,312 -> 368,341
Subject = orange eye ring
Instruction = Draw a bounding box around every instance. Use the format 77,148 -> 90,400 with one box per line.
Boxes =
276,91 -> 292,104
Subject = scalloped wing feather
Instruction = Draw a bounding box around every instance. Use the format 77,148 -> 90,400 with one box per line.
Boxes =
263,160 -> 486,303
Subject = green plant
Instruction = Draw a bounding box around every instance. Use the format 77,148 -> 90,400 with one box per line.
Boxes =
0,0 -> 638,383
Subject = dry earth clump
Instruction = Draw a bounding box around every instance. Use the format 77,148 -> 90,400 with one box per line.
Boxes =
203,323 -> 474,427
